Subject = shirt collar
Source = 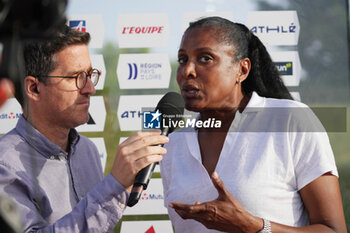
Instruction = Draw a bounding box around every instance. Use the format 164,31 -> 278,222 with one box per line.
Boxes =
15,115 -> 79,159
242,91 -> 266,113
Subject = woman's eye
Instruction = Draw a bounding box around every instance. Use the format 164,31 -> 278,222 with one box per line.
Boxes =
199,55 -> 212,63
177,56 -> 187,64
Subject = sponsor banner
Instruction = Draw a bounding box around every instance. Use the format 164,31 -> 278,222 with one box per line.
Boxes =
117,95 -> 162,131
0,98 -> 22,134
270,51 -> 301,86
90,55 -> 106,90
117,13 -> 169,48
67,14 -> 104,48
182,12 -> 233,32
248,11 -> 300,46
76,96 -> 106,132
290,92 -> 301,102
120,220 -> 173,233
119,137 -> 128,144
124,179 -> 167,215
89,137 -> 107,172
117,54 -> 171,89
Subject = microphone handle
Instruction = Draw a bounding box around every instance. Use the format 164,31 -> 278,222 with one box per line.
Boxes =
127,127 -> 169,207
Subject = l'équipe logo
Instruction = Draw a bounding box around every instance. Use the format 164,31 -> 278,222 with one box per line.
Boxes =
142,110 -> 222,130
117,13 -> 169,48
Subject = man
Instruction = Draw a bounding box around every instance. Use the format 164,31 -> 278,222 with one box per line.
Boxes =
0,26 -> 168,232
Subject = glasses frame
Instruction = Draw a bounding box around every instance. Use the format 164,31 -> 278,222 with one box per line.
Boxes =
38,68 -> 101,90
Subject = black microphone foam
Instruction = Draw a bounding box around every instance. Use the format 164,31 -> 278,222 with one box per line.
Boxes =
127,92 -> 184,207
156,91 -> 185,134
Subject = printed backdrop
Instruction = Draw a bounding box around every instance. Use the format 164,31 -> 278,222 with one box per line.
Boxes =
1,0 -> 349,232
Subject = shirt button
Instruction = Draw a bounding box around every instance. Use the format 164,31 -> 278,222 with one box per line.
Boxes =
49,155 -> 55,160
119,203 -> 126,209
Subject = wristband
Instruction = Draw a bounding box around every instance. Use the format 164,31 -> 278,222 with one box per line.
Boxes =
258,219 -> 271,233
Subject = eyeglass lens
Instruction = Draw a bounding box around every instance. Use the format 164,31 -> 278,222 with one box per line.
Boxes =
77,70 -> 99,89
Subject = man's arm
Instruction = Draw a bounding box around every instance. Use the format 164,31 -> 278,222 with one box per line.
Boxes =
0,130 -> 169,233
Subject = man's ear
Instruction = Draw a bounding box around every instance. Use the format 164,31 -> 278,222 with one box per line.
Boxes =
24,76 -> 40,101
238,58 -> 251,82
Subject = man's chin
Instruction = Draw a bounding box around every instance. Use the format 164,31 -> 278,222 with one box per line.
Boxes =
71,115 -> 90,128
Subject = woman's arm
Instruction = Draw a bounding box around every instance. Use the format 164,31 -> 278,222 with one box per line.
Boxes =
270,173 -> 347,233
170,172 -> 347,233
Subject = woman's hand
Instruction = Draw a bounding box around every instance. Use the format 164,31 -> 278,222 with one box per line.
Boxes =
170,172 -> 348,233
169,172 -> 263,233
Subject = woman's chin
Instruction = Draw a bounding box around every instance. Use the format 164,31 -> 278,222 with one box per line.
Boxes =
185,103 -> 203,112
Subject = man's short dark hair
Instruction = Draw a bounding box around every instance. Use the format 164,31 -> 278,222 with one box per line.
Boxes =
18,25 -> 90,106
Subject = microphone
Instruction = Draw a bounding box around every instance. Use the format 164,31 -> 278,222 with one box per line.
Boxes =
127,92 -> 185,207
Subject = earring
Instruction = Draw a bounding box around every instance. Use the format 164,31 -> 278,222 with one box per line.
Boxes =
236,79 -> 241,84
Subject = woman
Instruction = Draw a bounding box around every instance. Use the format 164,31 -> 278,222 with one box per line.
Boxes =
160,17 -> 347,233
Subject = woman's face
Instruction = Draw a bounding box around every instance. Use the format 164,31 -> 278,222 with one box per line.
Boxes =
176,27 -> 246,112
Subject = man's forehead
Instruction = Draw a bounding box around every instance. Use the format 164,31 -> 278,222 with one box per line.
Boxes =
50,44 -> 91,74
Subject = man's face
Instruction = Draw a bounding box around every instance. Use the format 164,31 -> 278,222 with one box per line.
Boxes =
38,44 -> 95,129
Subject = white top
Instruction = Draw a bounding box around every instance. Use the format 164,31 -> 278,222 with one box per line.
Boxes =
160,92 -> 338,233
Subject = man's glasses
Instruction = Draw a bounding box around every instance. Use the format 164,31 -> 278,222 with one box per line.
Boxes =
38,68 -> 101,90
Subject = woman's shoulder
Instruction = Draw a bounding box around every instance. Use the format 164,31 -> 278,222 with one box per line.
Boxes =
247,92 -> 309,110
263,95 -> 325,132
264,95 -> 308,108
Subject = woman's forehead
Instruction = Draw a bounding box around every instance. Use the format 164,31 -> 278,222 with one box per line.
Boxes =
181,27 -> 233,50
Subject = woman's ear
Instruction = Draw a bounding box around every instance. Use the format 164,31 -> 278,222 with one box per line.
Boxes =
24,76 -> 40,101
239,58 -> 251,82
